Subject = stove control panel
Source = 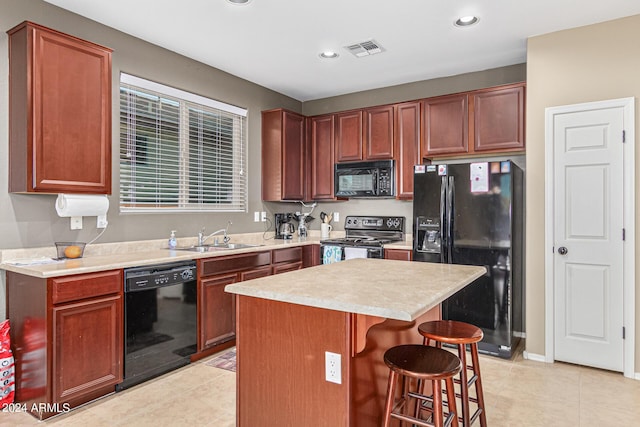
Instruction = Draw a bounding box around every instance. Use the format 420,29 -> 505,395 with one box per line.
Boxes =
344,216 -> 405,231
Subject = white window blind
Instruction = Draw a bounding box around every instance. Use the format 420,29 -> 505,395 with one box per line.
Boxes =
119,73 -> 247,213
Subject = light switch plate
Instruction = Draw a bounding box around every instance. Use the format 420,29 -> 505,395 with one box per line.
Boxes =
254,211 -> 260,222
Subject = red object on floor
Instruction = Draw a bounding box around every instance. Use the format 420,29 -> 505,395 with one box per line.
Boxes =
0,319 -> 15,406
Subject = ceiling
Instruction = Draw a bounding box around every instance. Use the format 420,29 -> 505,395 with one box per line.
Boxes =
43,0 -> 640,102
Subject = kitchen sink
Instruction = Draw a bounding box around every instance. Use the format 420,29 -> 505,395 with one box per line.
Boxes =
175,243 -> 262,252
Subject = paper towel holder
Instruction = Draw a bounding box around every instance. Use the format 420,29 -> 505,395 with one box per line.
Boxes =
56,194 -> 109,230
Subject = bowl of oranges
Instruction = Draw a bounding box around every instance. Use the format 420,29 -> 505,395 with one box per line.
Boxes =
55,242 -> 86,259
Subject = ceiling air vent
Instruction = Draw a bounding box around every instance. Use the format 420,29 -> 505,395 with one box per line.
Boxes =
344,39 -> 384,58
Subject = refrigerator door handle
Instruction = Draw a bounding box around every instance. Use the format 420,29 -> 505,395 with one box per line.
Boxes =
440,176 -> 447,263
447,176 -> 455,263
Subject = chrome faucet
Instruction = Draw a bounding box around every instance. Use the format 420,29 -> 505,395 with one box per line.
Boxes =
198,221 -> 232,246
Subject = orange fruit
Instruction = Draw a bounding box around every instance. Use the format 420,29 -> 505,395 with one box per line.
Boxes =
64,245 -> 82,259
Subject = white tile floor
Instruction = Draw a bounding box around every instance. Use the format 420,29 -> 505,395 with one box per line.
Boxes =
2,347 -> 639,426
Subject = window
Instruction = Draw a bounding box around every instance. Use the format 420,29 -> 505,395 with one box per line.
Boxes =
119,73 -> 247,213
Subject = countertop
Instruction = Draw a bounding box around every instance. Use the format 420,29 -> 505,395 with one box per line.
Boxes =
0,233 -> 413,279
225,258 -> 486,321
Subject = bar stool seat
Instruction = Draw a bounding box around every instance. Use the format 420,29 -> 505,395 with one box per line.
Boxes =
383,344 -> 460,427
418,320 -> 487,427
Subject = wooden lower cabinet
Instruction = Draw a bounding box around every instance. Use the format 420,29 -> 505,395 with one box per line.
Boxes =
52,295 -> 122,405
272,246 -> 303,274
384,248 -> 413,261
6,269 -> 123,420
240,265 -> 272,281
197,252 -> 272,352
302,244 -> 321,268
198,247 -> 311,352
199,273 -> 239,351
272,261 -> 303,274
235,296 -> 440,426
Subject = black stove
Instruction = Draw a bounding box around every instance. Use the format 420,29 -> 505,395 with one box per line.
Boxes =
320,216 -> 405,262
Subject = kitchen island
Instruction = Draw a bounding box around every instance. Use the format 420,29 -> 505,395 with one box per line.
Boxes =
225,258 -> 486,427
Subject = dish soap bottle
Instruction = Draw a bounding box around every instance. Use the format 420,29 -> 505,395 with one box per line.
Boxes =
168,230 -> 177,249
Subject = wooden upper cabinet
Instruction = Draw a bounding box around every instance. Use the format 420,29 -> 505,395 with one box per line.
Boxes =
8,21 -> 112,194
262,109 -> 306,201
394,102 -> 421,200
422,93 -> 469,157
471,83 -> 525,153
335,110 -> 364,162
421,83 -> 525,159
364,105 -> 394,160
310,115 -> 335,200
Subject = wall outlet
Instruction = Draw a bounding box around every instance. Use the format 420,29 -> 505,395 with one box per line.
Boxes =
97,215 -> 108,229
254,211 -> 260,222
325,351 -> 342,384
333,212 -> 340,223
70,216 -> 82,230
261,211 -> 267,222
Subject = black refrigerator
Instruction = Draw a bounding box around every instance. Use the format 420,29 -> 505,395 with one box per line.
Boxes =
412,161 -> 524,358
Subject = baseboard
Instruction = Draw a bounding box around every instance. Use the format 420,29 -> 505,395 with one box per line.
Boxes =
522,351 -> 547,363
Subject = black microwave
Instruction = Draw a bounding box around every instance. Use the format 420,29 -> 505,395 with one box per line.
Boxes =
335,160 -> 395,198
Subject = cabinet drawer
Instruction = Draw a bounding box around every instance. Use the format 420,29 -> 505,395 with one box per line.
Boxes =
272,261 -> 303,275
51,270 -> 122,305
240,266 -> 272,281
199,251 -> 272,277
384,249 -> 413,261
272,247 -> 303,264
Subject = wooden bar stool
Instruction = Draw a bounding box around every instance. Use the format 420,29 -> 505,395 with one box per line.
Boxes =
418,320 -> 487,427
382,344 -> 460,427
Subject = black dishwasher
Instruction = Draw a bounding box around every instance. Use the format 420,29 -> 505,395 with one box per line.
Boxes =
117,261 -> 197,391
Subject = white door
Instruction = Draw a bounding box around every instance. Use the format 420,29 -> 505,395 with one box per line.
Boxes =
551,104 -> 626,371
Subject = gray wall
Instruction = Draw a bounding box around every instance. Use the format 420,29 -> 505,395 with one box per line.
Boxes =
302,63 -> 526,116
0,0 -> 301,251
0,0 -> 526,251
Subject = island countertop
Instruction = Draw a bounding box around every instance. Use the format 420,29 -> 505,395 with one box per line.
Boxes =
225,258 -> 486,321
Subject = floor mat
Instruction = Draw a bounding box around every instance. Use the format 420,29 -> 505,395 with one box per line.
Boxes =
205,348 -> 236,372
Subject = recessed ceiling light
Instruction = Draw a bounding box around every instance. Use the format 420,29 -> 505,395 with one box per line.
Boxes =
319,51 -> 339,59
227,0 -> 251,5
454,16 -> 479,27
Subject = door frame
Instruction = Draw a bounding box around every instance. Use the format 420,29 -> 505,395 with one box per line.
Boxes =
544,97 -> 635,378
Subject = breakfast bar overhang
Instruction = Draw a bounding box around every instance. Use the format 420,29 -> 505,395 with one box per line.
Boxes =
225,258 -> 486,427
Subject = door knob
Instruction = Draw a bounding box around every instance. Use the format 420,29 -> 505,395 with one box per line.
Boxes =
557,246 -> 568,255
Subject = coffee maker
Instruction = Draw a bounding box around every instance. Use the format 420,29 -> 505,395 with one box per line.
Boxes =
274,213 -> 295,239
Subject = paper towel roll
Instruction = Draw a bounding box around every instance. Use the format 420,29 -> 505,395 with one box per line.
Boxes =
55,194 -> 109,217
